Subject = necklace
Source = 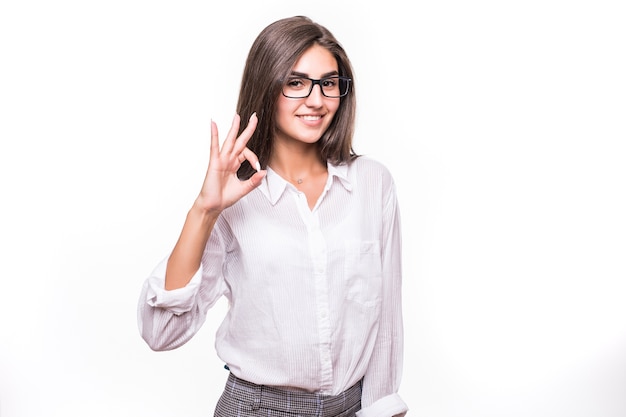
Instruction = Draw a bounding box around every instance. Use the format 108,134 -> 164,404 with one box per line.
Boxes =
269,165 -> 310,185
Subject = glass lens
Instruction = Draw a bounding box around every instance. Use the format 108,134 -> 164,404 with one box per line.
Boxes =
321,76 -> 350,97
283,77 -> 312,98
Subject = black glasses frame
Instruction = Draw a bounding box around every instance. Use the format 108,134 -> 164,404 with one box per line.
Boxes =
281,76 -> 352,99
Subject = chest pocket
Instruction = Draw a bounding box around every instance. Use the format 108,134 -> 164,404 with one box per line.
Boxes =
344,240 -> 382,307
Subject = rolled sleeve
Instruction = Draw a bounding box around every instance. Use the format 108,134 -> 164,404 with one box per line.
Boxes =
144,258 -> 203,315
137,257 -> 207,351
356,393 -> 408,417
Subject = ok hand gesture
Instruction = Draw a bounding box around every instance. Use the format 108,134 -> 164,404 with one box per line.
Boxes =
195,113 -> 266,214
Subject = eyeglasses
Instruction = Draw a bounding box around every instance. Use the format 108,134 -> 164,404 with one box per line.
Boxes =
282,76 -> 352,98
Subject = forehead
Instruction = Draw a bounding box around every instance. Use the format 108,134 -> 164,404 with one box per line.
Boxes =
291,44 -> 338,77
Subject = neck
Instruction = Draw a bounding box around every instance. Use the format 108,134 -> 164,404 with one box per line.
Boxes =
269,149 -> 326,184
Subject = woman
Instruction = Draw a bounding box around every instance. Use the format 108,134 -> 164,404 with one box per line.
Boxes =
138,15 -> 408,417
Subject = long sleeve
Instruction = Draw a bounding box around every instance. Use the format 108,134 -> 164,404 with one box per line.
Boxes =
137,231 -> 228,351
357,181 -> 408,417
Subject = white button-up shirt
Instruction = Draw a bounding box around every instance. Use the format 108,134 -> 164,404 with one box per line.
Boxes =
138,157 -> 408,417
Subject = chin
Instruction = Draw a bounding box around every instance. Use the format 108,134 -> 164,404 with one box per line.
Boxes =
298,134 -> 324,144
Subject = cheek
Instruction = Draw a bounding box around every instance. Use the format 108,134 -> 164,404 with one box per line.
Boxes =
275,99 -> 296,120
326,101 -> 341,119
276,95 -> 295,111
275,106 -> 292,126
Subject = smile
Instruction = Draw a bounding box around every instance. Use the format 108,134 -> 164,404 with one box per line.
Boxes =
298,115 -> 322,121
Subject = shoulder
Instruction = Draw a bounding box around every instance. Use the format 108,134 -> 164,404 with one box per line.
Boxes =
348,156 -> 396,186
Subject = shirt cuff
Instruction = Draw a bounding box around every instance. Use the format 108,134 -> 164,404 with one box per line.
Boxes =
356,393 -> 408,417
145,267 -> 202,315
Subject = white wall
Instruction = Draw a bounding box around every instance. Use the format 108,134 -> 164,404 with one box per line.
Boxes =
1,1 -> 625,416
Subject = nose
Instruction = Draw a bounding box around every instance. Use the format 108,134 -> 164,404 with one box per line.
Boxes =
305,83 -> 324,107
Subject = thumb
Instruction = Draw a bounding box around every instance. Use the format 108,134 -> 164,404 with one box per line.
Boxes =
248,170 -> 267,189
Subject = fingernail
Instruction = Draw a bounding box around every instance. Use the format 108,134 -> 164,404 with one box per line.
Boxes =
250,112 -> 256,121
255,162 -> 261,172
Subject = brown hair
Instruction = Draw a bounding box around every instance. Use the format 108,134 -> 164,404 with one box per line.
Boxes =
236,16 -> 358,179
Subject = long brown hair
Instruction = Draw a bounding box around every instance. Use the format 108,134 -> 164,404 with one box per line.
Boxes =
236,16 -> 358,180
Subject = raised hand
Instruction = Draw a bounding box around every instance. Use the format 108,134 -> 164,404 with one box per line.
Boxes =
195,113 -> 266,214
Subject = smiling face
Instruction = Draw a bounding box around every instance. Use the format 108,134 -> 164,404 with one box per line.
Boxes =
274,44 -> 341,148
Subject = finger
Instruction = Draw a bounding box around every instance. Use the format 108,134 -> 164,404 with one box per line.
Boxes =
247,170 -> 267,189
220,113 -> 241,155
231,113 -> 258,154
241,147 -> 262,172
209,120 -> 219,159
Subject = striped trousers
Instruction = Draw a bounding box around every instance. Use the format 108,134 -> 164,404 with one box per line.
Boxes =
214,373 -> 362,417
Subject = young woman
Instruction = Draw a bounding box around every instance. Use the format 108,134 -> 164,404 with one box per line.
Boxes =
137,15 -> 408,417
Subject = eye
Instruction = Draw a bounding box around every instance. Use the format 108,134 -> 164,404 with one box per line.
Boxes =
321,77 -> 338,88
286,78 -> 306,89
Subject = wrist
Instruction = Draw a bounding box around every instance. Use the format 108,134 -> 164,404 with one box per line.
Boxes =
189,199 -> 221,225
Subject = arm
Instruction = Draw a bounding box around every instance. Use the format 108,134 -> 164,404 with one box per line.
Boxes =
166,113 -> 266,290
137,113 -> 266,350
357,181 -> 408,417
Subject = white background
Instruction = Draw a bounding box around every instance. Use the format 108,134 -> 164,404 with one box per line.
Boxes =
1,0 -> 625,416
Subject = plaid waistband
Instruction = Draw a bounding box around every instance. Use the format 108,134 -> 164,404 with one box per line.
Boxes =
222,372 -> 362,415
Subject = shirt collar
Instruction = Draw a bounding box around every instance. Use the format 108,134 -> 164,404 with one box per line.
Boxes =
259,161 -> 353,205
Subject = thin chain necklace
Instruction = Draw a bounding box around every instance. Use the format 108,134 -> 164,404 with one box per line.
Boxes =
270,163 -> 327,186
270,165 -> 306,185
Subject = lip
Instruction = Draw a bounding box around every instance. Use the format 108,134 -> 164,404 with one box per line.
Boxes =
297,114 -> 325,126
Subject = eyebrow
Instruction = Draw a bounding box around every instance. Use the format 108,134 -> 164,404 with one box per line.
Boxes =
289,70 -> 339,78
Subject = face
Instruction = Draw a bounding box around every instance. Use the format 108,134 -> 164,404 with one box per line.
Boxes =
274,44 -> 341,147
